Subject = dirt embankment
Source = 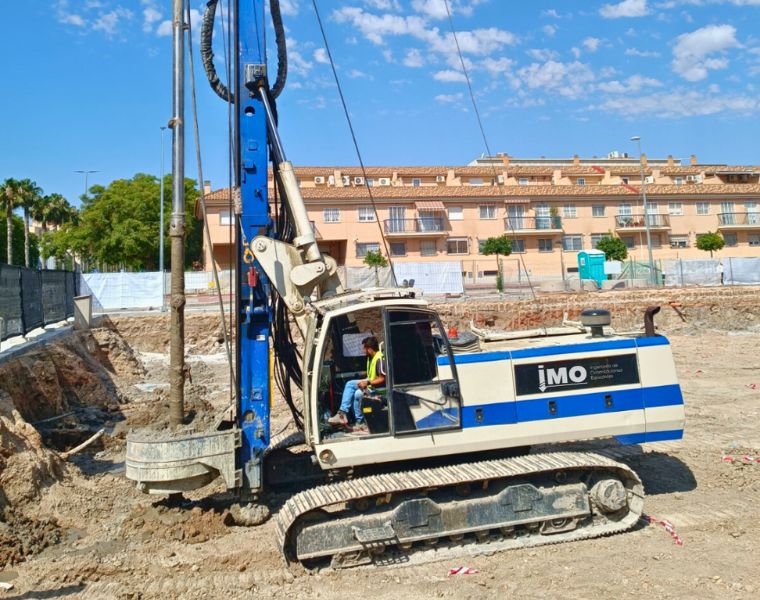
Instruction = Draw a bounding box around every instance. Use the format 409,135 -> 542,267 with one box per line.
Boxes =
432,285 -> 760,333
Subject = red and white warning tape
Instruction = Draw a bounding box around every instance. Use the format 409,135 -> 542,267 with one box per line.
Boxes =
448,567 -> 480,576
722,455 -> 760,464
644,514 -> 684,547
746,383 -> 757,390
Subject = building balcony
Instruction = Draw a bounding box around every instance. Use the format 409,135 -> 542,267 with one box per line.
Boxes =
383,217 -> 446,236
503,215 -> 562,234
614,213 -> 671,231
717,212 -> 760,229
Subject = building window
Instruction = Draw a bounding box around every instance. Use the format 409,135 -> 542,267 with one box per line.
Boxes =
646,202 -> 658,214
621,177 -> 629,184
577,177 -> 586,186
446,238 -> 469,255
518,178 -> 529,186
356,242 -> 380,258
412,178 -> 421,187
479,204 -> 497,220
477,239 -> 486,254
483,270 -> 498,277
357,206 -> 376,222
323,208 -> 341,223
618,203 -> 632,216
674,177 -> 684,185
219,210 -> 233,226
420,241 -> 437,256
749,234 -> 760,247
650,234 -> 662,248
563,204 -> 577,219
668,202 -> 683,216
511,239 -> 525,253
469,178 -> 484,186
562,235 -> 583,251
389,242 -> 406,256
669,235 -> 689,249
592,205 -> 605,217
696,202 -> 710,215
538,238 -> 554,252
448,206 -> 463,221
590,233 -> 606,248
723,232 -> 738,247
621,235 -> 635,249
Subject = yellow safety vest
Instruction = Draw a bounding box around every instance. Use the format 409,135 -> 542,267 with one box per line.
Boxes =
367,350 -> 383,385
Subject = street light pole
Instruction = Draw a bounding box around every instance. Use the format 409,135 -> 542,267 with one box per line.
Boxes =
74,169 -> 99,202
630,136 -> 656,285
160,126 -> 167,311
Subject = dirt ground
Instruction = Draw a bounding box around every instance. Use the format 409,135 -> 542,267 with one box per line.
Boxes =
1,293 -> 759,599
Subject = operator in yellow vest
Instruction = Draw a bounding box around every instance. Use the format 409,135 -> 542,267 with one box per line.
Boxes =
328,336 -> 385,433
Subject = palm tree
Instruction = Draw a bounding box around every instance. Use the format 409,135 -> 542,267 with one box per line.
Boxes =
17,179 -> 42,268
35,193 -> 75,268
1,178 -> 22,264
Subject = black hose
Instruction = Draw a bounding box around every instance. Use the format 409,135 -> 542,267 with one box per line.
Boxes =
201,0 -> 288,102
201,0 -> 233,102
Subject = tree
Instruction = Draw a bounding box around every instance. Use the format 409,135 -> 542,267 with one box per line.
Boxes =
595,235 -> 628,261
47,174 -> 201,271
16,179 -> 42,268
1,178 -> 22,265
696,231 -> 725,257
34,193 -> 76,268
363,249 -> 388,287
0,214 -> 39,266
481,235 -> 512,292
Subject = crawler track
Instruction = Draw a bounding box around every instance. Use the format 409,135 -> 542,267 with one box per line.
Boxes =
275,451 -> 644,569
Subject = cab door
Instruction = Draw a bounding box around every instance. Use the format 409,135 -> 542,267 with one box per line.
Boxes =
383,308 -> 462,434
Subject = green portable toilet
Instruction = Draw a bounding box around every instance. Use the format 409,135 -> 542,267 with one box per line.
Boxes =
578,249 -> 606,287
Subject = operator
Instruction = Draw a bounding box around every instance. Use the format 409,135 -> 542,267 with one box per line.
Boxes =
328,336 -> 385,432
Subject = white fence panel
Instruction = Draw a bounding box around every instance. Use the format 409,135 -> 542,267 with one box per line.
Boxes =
726,257 -> 760,285
80,272 -> 164,310
662,259 -> 721,287
392,261 -> 464,295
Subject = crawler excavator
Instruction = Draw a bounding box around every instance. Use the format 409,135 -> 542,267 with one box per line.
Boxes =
126,0 -> 685,569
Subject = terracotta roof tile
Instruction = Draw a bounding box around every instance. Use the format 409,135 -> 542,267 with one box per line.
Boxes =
560,167 -> 607,176
660,167 -> 703,175
203,183 -> 760,206
609,167 -> 652,175
703,165 -> 759,174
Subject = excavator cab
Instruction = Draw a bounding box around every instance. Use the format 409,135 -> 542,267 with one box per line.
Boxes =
311,303 -> 462,443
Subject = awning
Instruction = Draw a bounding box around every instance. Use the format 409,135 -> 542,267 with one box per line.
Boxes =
415,200 -> 446,211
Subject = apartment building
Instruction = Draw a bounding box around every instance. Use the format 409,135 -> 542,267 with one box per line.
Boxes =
198,153 -> 760,281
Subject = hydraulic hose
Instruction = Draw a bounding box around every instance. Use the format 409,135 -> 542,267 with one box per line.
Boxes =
201,0 -> 288,102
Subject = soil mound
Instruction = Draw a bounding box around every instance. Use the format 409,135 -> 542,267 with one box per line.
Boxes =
0,410 -> 66,568
121,503 -> 233,545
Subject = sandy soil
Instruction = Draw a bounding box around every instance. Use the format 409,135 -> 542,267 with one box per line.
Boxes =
1,310 -> 759,599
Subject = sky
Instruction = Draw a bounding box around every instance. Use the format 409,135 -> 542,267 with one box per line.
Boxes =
2,0 -> 760,206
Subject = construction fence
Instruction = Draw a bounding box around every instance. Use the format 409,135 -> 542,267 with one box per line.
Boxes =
0,263 -> 78,341
661,257 -> 760,287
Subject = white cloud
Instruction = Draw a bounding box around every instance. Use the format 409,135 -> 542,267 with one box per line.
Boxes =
92,7 -> 134,36
156,19 -> 172,36
542,24 -> 557,37
542,9 -> 561,18
571,46 -> 582,59
583,37 -> 602,53
348,69 -> 370,78
411,0 -> 486,19
515,60 -> 596,99
364,0 -> 402,9
600,0 -> 650,18
434,69 -> 467,82
435,92 -> 464,103
286,38 -> 314,76
403,48 -> 425,67
672,24 -> 740,81
625,47 -> 661,57
596,89 -> 759,117
279,0 -> 299,16
332,7 -> 428,45
142,6 -> 161,33
596,74 -> 662,93
55,0 -> 86,27
156,8 -> 201,39
481,56 -> 514,76
313,48 -> 330,64
527,48 -> 559,61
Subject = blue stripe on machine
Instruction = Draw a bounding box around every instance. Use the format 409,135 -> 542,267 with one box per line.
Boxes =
614,429 -> 684,445
635,336 -> 671,348
438,338 -> 645,367
441,384 -> 682,428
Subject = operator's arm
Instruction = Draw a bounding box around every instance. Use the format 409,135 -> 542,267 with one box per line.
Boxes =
358,358 -> 385,389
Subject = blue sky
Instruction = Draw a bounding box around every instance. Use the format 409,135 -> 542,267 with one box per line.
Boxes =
2,0 -> 760,206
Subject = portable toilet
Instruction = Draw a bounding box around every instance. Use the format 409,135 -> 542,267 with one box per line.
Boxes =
578,249 -> 606,288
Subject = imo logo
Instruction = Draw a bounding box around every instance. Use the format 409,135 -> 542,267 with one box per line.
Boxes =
537,364 -> 588,392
